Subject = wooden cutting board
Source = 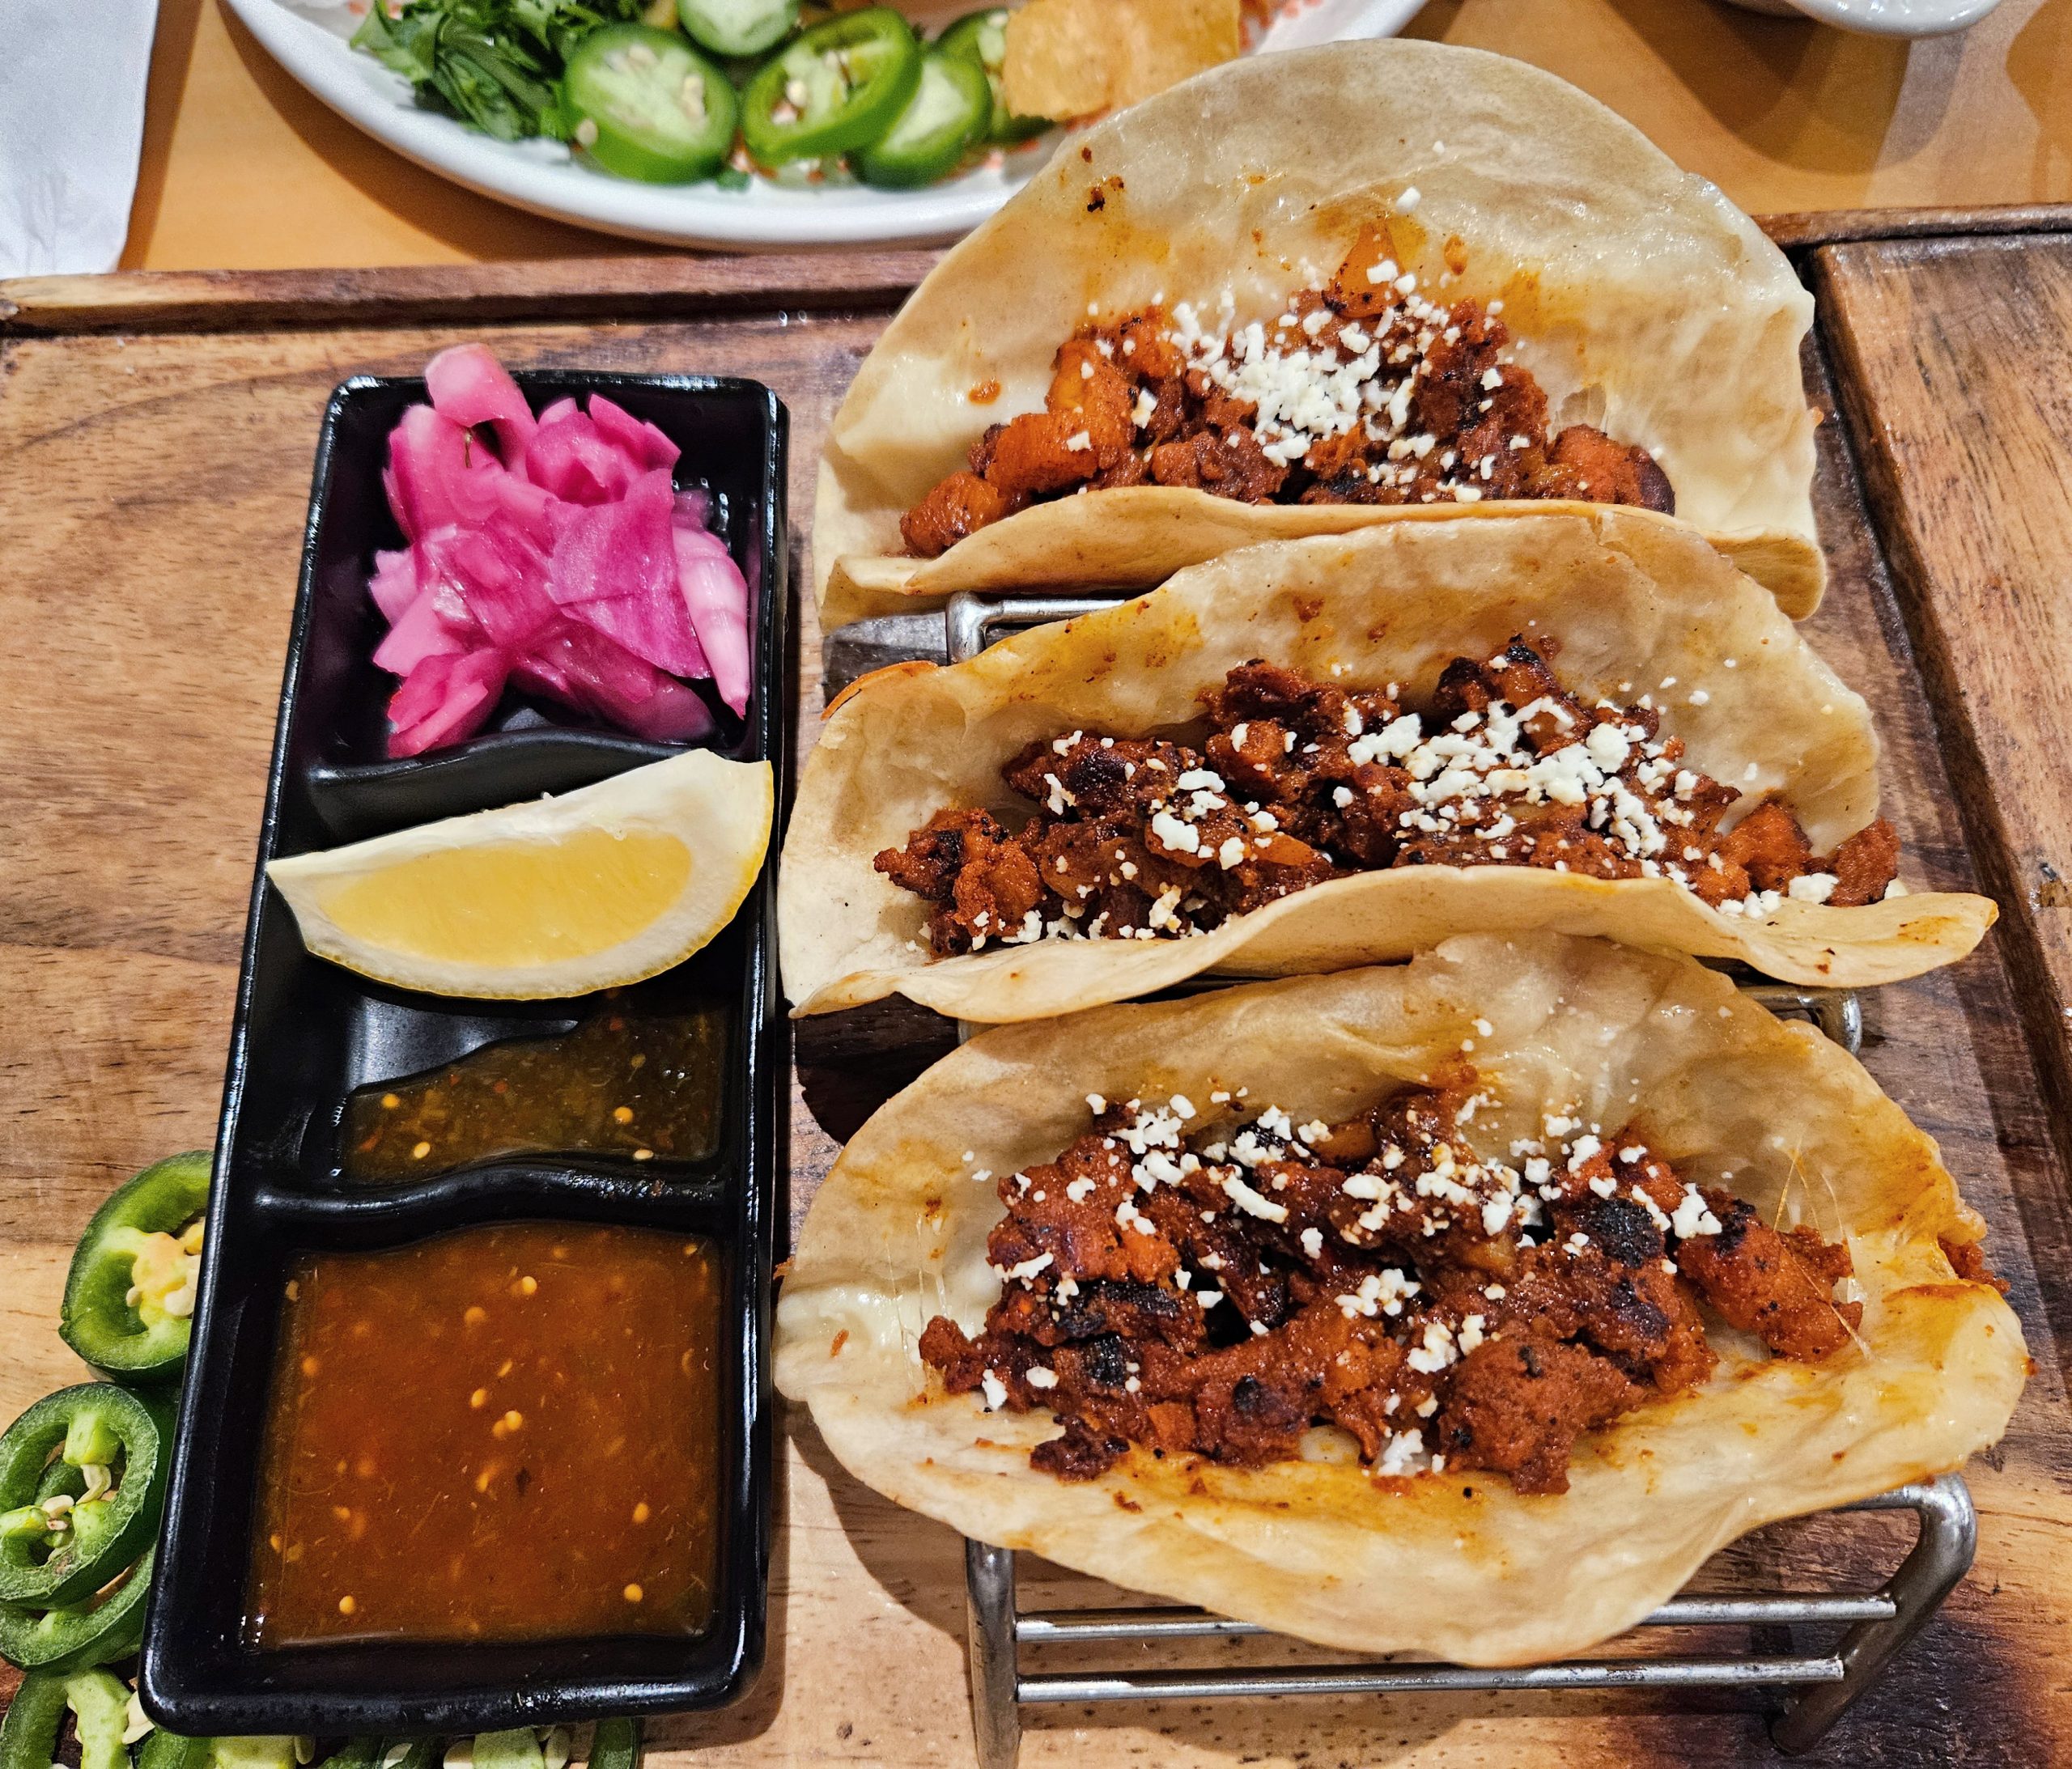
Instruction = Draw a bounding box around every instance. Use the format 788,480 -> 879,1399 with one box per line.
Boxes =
6,213 -> 2072,1767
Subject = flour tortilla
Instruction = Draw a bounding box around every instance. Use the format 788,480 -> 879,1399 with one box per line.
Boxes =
775,935 -> 2027,1664
779,510 -> 1991,1020
815,40 -> 1820,629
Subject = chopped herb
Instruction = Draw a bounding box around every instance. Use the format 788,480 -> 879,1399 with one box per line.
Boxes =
351,0 -> 647,142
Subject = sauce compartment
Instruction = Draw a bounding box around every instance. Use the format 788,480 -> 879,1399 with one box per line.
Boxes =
248,1222 -> 725,1649
142,1189 -> 757,1733
339,997 -> 730,1182
142,372 -> 787,1733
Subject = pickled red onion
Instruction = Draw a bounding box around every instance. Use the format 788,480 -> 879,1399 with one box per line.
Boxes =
369,350 -> 749,758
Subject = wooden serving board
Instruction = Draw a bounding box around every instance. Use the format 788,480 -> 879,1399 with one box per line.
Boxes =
6,212 -> 2072,1767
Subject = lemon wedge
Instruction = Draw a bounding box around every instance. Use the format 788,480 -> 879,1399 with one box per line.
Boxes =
267,751 -> 773,999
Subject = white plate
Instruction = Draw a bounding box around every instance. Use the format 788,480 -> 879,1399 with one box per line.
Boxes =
226,0 -> 1429,249
1717,0 -> 2001,35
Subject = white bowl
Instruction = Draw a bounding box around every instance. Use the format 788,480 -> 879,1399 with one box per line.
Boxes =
226,0 -> 1429,249
1716,0 -> 2002,36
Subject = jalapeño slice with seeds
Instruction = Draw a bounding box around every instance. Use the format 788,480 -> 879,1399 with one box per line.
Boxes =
740,6 -> 920,166
854,49 -> 990,189
0,1669 -> 130,1769
137,1735 -> 216,1769
933,7 -> 1048,145
0,1544 -> 155,1674
60,1152 -> 210,1385
563,24 -> 740,184
588,1721 -> 641,1769
202,1742 -> 297,1769
0,1385 -> 173,1608
677,0 -> 797,58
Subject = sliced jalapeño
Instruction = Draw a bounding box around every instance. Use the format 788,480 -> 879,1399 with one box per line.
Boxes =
563,25 -> 740,184
0,1669 -> 130,1769
677,0 -> 798,59
740,7 -> 920,166
855,50 -> 991,189
0,1385 -> 172,1609
0,1544 -> 155,1674
59,1152 -> 210,1385
933,8 -> 1049,144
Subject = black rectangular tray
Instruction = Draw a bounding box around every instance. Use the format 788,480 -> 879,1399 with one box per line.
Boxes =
140,371 -> 789,1735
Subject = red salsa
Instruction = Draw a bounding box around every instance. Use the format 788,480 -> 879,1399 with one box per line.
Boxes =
245,1222 -> 723,1646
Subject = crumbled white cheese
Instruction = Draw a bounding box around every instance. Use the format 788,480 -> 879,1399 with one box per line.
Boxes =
1221,1173 -> 1289,1224
993,1253 -> 1053,1283
1377,1428 -> 1425,1477
1671,1186 -> 1723,1238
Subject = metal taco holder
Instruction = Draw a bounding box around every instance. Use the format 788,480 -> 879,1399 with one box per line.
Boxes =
823,591 -> 1975,1763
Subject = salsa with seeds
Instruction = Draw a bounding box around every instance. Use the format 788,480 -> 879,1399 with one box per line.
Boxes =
246,1222 -> 723,1646
341,1007 -> 728,1181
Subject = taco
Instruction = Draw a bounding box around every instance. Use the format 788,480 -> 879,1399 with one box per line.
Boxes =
814,40 -> 1821,630
779,511 -> 1991,1020
774,935 -> 2026,1664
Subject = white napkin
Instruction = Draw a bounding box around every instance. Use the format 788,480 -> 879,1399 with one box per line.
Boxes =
0,0 -> 161,278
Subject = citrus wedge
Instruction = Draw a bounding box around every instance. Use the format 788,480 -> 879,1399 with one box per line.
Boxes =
266,751 -> 773,999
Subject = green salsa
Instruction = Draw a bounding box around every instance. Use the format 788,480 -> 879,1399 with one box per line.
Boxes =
342,1007 -> 728,1181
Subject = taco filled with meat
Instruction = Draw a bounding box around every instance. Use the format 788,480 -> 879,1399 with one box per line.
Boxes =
780,511 -> 1990,1020
814,40 -> 1822,628
774,935 -> 2026,1663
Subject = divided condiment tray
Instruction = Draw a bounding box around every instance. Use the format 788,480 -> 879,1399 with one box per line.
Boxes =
140,371 -> 788,1734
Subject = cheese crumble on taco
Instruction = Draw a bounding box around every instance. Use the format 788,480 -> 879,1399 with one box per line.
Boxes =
774,936 -> 2026,1664
780,511 -> 1991,1021
815,40 -> 1822,626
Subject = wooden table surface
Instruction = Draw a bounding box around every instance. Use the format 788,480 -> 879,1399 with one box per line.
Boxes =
8,212 -> 2072,1763
128,0 -> 2072,269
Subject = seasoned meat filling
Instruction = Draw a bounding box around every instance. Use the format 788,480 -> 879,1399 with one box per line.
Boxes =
901,227 -> 1675,557
875,647 -> 1903,957
919,1078 -> 1868,1492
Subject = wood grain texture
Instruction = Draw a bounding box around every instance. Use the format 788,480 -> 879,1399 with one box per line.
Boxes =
1815,235 -> 2072,1213
17,210 -> 2072,337
1759,204 -> 2072,251
2,258 -> 2072,1766
0,255 -> 941,337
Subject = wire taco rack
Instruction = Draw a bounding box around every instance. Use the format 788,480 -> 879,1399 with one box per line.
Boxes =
823,590 -> 1976,1763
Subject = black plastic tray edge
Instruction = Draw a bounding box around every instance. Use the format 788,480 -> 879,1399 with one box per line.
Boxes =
139,372 -> 788,1735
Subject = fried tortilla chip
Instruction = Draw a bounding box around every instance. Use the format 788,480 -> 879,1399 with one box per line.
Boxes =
1002,0 -> 1242,121
815,40 -> 1820,627
779,510 -> 1992,1020
775,934 -> 2027,1664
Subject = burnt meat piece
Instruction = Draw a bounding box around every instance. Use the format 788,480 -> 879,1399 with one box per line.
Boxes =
875,644 -> 1899,957
1433,1338 -> 1641,1495
873,807 -> 1042,954
920,1080 -> 1862,1495
1675,1193 -> 1862,1360
900,471 -> 1020,558
1824,817 -> 1900,907
900,229 -> 1676,554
